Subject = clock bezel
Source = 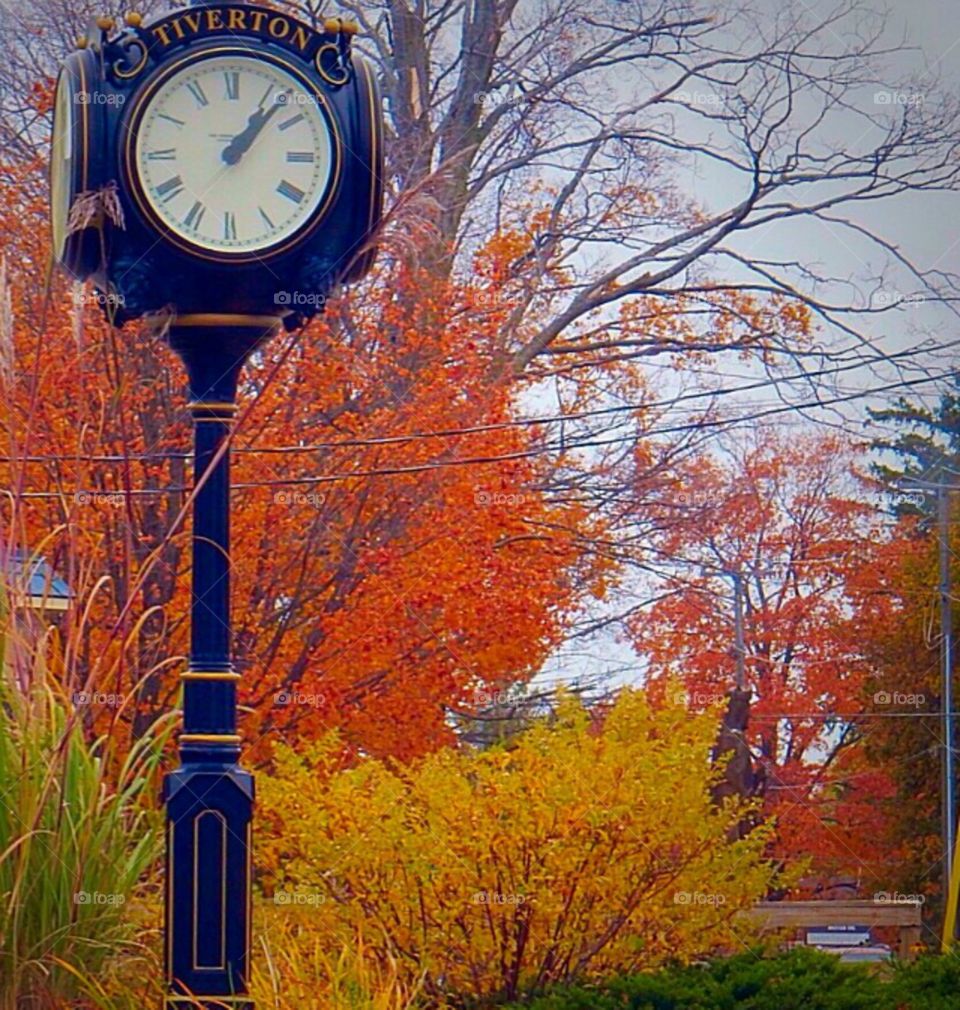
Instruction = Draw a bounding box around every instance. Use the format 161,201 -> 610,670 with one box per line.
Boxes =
121,44 -> 343,265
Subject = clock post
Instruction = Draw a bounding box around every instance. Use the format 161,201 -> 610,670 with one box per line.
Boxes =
162,315 -> 280,1009
48,5 -> 383,1006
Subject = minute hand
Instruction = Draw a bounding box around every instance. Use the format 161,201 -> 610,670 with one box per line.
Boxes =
221,97 -> 286,165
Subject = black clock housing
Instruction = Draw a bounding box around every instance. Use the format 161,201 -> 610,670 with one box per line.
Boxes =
51,5 -> 384,330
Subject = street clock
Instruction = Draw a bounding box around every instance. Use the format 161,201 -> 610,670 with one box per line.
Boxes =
49,7 -> 386,1009
50,5 -> 384,328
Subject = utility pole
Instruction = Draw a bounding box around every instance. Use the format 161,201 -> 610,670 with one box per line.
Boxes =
939,484 -> 956,919
732,569 -> 746,692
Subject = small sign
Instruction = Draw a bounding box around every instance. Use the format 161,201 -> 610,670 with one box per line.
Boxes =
806,925 -> 871,947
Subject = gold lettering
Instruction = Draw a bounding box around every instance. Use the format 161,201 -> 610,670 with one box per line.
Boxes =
205,9 -> 225,30
268,17 -> 291,40
249,10 -> 268,33
168,17 -> 185,40
291,26 -> 310,51
181,13 -> 201,34
152,23 -> 173,46
227,8 -> 247,31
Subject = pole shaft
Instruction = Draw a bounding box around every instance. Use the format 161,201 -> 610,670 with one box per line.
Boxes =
163,335 -> 255,1010
180,402 -> 240,762
941,486 -> 956,939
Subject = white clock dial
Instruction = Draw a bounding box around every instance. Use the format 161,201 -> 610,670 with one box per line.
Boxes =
133,54 -> 337,256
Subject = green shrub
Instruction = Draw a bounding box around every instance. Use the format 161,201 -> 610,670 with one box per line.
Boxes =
499,949 -> 903,1010
887,953 -> 960,1009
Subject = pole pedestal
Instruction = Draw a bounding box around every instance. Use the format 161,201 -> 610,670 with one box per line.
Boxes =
163,315 -> 281,1010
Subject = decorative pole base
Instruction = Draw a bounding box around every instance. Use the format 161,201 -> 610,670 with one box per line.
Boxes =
164,765 -> 254,1009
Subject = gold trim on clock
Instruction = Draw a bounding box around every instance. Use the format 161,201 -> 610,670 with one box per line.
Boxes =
179,733 -> 242,745
173,313 -> 285,328
113,39 -> 149,80
121,45 -> 343,265
180,671 -> 242,681
187,401 -> 239,412
314,43 -> 349,86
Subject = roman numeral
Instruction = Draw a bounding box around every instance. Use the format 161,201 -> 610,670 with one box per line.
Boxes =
184,201 -> 205,229
224,72 -> 240,101
286,151 -> 315,163
158,113 -> 185,127
278,114 -> 304,132
258,206 -> 275,229
155,175 -> 183,202
147,148 -> 176,160
223,211 -> 238,240
276,180 -> 305,204
186,82 -> 209,107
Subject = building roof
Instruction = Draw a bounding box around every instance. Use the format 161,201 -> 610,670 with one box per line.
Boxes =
2,549 -> 72,611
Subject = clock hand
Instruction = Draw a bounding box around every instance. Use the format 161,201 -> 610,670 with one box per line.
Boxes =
221,92 -> 290,165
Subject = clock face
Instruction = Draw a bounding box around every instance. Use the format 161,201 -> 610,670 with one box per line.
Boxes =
131,53 -> 338,258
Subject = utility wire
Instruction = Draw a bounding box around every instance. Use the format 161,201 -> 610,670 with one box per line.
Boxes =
9,367 -> 958,500
1,335 -> 957,465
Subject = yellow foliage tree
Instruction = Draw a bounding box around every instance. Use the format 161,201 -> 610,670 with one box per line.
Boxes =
258,689 -> 779,1003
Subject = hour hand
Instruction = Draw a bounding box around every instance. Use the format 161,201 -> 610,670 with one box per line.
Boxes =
221,93 -> 288,165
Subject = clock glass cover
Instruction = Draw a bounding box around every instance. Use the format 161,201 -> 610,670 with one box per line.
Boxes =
132,53 -> 338,257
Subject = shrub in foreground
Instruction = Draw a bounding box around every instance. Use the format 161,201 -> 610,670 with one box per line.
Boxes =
259,689 -> 779,1004
499,948 -> 960,1010
0,639 -> 166,1010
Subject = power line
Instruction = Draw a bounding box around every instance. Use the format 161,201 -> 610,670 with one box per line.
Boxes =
8,367 -> 959,500
1,336 -> 957,466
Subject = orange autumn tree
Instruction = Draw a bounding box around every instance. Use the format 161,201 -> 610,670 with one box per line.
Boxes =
0,8 -> 833,762
624,428 -> 902,884
0,159 -> 609,759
